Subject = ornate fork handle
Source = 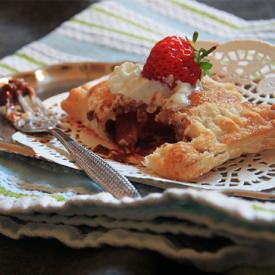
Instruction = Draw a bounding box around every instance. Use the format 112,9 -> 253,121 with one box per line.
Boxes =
50,128 -> 140,199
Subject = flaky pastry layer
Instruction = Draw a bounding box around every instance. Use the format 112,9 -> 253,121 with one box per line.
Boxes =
61,76 -> 275,181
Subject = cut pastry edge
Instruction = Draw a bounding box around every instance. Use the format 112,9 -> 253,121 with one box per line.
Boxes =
61,77 -> 178,161
144,128 -> 275,182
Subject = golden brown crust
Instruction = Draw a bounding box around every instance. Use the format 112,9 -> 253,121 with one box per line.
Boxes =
62,76 -> 275,181
143,142 -> 229,181
144,100 -> 275,181
61,80 -> 115,141
61,86 -> 88,123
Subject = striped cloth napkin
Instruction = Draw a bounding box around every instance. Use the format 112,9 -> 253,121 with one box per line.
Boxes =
0,1 -> 275,273
2,151 -> 275,273
0,0 -> 274,75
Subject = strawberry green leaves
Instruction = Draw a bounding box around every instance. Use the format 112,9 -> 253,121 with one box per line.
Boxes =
192,31 -> 199,43
200,61 -> 213,76
191,32 -> 217,76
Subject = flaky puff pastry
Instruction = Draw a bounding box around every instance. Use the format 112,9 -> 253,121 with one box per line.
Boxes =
61,76 -> 116,141
144,80 -> 275,181
62,76 -> 275,181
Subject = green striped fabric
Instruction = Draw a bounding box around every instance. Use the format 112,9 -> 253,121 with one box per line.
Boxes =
0,2 -> 275,272
0,0 -> 273,75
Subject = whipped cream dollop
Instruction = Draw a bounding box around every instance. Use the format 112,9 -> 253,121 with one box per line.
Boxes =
108,62 -> 197,109
164,82 -> 193,109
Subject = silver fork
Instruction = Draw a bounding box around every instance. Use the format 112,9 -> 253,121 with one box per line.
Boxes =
1,80 -> 140,199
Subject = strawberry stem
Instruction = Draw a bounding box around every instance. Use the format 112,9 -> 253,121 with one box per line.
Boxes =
191,32 -> 217,76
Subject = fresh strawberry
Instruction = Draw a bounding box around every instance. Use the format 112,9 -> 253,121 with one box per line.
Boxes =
142,32 -> 216,88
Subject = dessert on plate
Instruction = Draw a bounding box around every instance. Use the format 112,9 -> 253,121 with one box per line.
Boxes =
61,33 -> 275,181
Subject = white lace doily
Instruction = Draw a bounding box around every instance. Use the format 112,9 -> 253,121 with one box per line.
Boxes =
13,40 -> 275,191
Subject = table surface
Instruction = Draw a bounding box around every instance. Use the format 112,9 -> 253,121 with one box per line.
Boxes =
0,1 -> 274,274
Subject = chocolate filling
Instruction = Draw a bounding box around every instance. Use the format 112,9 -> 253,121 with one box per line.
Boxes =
105,109 -> 177,155
0,79 -> 33,106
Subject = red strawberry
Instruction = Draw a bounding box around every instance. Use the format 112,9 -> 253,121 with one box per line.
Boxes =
142,32 -> 216,89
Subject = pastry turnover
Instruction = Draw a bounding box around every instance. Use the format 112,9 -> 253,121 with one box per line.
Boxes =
61,72 -> 275,181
